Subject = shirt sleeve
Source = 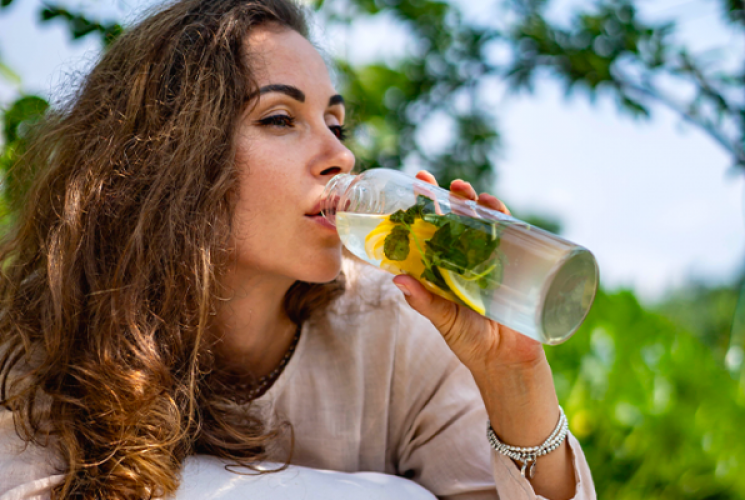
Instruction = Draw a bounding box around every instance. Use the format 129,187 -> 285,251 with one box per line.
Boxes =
0,410 -> 63,500
490,433 -> 596,500
387,299 -> 596,500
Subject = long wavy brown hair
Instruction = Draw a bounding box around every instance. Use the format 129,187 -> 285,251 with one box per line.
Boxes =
0,0 -> 346,498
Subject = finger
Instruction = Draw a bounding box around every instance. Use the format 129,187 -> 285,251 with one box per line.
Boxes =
477,193 -> 511,216
391,274 -> 463,339
449,179 -> 480,218
415,170 -> 438,186
414,171 -> 444,215
450,179 -> 478,201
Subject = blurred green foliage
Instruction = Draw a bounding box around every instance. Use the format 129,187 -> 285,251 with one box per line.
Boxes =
319,0 -> 744,190
549,287 -> 745,499
324,0 -> 502,191
0,95 -> 48,221
502,0 -> 745,169
39,5 -> 122,45
1,0 -> 743,190
1,0 -> 744,498
655,279 -> 745,364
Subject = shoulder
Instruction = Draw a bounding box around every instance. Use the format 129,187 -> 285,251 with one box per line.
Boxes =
315,256 -> 459,377
178,457 -> 437,500
327,255 -> 406,315
0,408 -> 64,500
318,257 -> 447,352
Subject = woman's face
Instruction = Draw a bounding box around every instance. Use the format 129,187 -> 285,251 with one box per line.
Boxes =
231,27 -> 355,284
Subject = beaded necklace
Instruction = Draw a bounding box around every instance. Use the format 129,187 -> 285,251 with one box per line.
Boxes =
243,324 -> 301,401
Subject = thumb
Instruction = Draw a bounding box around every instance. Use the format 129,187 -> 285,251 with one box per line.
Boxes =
392,274 -> 462,339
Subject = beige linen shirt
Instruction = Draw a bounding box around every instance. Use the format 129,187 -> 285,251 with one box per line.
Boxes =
0,258 -> 595,499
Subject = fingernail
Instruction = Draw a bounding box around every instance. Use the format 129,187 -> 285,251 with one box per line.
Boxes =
394,283 -> 411,296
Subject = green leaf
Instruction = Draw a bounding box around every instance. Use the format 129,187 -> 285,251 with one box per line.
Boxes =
426,221 -> 455,252
383,225 -> 410,261
415,194 -> 437,214
389,203 -> 425,225
405,203 -> 424,221
475,252 -> 505,290
477,265 -> 502,290
421,266 -> 450,292
39,5 -> 122,45
389,209 -> 408,224
426,222 -> 468,272
2,95 -> 49,145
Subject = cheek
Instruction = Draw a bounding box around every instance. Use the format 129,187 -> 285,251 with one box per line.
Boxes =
231,178 -> 289,251
235,135 -> 298,201
229,128 -> 343,281
230,164 -> 290,265
233,133 -> 293,226
231,213 -> 344,283
230,206 -> 292,275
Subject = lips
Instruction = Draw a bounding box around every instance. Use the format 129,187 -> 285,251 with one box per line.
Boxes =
305,201 -> 322,217
304,201 -> 336,230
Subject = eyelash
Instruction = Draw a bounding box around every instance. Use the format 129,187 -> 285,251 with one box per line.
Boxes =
329,124 -> 348,142
258,115 -> 295,128
257,115 -> 348,141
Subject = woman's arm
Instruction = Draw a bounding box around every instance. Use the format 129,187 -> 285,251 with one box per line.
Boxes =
391,172 -> 586,500
475,351 -> 575,499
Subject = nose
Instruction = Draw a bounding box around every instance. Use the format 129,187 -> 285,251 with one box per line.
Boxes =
310,128 -> 356,179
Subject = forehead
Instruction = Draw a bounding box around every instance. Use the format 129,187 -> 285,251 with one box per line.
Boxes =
245,27 -> 335,93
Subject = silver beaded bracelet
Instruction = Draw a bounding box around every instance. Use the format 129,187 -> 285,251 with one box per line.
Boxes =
486,406 -> 569,479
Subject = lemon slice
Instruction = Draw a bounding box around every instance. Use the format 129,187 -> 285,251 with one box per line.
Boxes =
421,278 -> 460,303
364,219 -> 397,260
362,217 -> 461,304
439,268 -> 486,315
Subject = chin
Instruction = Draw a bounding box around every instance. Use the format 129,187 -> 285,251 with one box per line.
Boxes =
295,250 -> 343,284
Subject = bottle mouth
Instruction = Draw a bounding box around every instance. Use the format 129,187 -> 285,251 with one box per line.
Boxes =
320,173 -> 355,227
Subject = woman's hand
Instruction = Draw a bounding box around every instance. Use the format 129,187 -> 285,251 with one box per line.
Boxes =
392,171 -> 577,500
391,170 -> 544,375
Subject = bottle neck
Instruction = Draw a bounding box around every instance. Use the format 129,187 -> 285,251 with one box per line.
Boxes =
320,173 -> 356,227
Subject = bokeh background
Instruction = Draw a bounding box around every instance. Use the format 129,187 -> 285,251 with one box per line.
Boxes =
1,0 -> 744,497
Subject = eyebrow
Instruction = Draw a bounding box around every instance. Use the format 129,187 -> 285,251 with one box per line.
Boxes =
258,84 -> 305,102
251,84 -> 345,108
328,94 -> 345,107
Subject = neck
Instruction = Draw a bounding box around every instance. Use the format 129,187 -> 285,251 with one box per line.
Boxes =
213,269 -> 298,377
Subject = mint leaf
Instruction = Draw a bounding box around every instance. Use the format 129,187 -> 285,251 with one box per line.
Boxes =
426,222 -> 466,272
389,209 -> 409,224
415,194 -> 436,213
384,225 -> 410,261
477,263 -> 503,290
461,227 -> 499,268
385,196 -> 503,296
421,266 -> 451,292
406,204 -> 424,221
390,204 -> 425,225
425,218 -> 500,276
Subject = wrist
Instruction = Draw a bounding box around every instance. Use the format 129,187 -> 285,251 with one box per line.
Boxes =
474,354 -> 561,447
487,406 -> 569,478
473,348 -> 550,402
467,327 -> 546,380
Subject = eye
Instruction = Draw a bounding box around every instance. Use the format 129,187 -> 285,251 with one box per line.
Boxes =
257,114 -> 295,128
329,124 -> 348,141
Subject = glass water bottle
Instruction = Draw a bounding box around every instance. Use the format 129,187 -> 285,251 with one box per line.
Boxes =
319,168 -> 598,345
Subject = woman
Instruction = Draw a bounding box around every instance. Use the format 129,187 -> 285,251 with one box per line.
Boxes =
0,0 -> 595,499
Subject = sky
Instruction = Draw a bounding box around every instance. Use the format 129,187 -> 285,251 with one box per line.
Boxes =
0,0 -> 743,303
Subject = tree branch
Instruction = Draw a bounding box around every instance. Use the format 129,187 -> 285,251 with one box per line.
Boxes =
618,78 -> 745,168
